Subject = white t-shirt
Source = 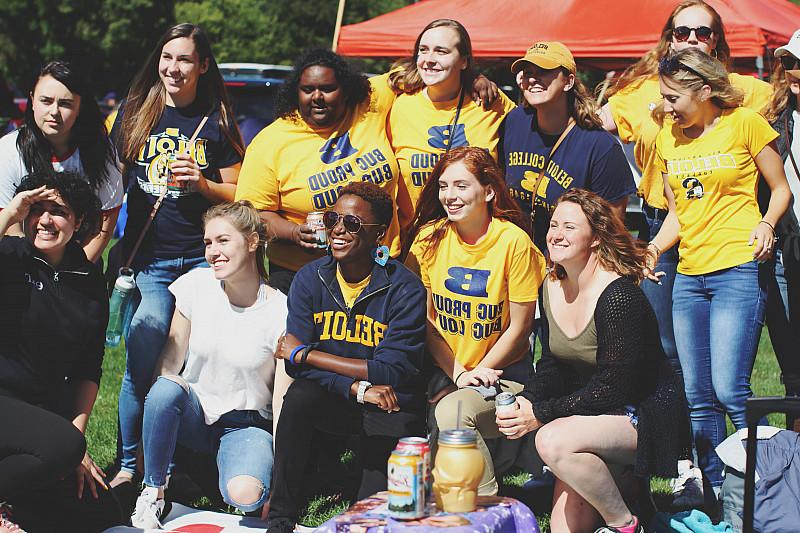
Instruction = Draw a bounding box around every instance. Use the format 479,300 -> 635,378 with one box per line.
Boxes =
169,267 -> 287,425
784,110 -> 800,223
0,130 -> 124,210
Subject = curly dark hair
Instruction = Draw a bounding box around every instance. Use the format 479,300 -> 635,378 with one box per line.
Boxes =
337,181 -> 393,228
16,170 -> 103,244
274,48 -> 372,121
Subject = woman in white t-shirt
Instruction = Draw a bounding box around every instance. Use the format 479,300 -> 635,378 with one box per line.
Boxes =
131,201 -> 286,529
0,60 -> 123,262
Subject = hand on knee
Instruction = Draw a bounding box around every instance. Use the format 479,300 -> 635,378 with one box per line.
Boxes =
225,475 -> 266,511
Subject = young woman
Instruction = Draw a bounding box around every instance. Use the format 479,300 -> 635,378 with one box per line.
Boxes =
131,201 -> 285,529
235,48 -> 402,294
389,19 -> 516,231
501,41 -> 635,251
405,146 -> 546,496
111,23 -> 244,487
497,189 -> 686,533
0,60 -> 123,263
0,172 -> 113,532
599,0 -> 774,504
763,32 -> 800,430
648,48 -> 791,499
267,182 -> 427,533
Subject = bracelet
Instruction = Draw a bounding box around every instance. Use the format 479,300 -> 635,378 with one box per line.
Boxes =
647,241 -> 662,256
759,220 -> 776,234
289,344 -> 305,365
454,370 -> 469,387
300,343 -> 317,365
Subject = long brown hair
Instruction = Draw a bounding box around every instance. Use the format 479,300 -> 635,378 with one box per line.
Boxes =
605,0 -> 731,99
203,200 -> 269,281
115,23 -> 243,169
764,60 -> 796,123
404,146 -> 524,260
549,189 -> 648,283
387,19 -> 476,94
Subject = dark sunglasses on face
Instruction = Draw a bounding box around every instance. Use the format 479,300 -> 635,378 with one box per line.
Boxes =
672,25 -> 714,43
322,210 -> 382,233
780,55 -> 800,70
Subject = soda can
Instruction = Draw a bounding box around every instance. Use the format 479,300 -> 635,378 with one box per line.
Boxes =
495,391 -> 518,417
396,437 -> 432,500
306,211 -> 327,249
165,151 -> 183,191
387,449 -> 425,518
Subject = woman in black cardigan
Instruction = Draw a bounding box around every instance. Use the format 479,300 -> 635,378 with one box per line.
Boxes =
496,189 -> 687,533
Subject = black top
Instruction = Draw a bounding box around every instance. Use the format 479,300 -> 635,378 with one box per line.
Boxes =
113,101 -> 241,259
519,277 -> 689,477
0,237 -> 108,412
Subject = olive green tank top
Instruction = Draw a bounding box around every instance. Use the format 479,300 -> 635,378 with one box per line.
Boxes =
543,282 -> 598,383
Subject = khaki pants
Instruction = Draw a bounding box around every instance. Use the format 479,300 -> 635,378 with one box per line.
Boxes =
433,380 -> 525,495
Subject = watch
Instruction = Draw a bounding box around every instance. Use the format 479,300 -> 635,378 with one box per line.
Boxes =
356,380 -> 372,404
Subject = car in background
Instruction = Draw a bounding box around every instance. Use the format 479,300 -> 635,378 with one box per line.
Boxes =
219,63 -> 292,146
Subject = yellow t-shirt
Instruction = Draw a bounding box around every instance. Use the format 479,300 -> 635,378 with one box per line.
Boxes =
336,268 -> 371,309
235,74 -> 400,272
654,106 -> 778,275
408,218 -> 545,369
389,90 -> 516,229
609,73 -> 773,209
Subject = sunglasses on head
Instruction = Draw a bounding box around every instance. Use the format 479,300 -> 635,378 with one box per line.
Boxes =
672,25 -> 714,43
322,211 -> 382,233
780,55 -> 800,70
658,55 -> 708,83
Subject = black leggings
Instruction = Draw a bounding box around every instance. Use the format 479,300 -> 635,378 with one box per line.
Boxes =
268,379 -> 399,523
0,395 -> 85,498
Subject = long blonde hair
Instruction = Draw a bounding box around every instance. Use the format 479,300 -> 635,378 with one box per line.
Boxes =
764,60 -> 796,123
387,19 -> 476,95
203,200 -> 269,281
653,48 -> 743,125
605,0 -> 731,100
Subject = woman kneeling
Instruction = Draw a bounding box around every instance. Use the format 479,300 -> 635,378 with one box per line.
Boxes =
497,189 -> 687,533
132,201 -> 285,528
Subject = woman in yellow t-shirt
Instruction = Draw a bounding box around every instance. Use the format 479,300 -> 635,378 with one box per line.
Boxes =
388,19 -> 516,232
406,147 -> 546,496
648,48 -> 790,496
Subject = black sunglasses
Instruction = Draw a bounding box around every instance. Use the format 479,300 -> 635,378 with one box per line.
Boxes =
780,55 -> 800,70
673,25 -> 714,43
658,55 -> 708,83
322,211 -> 382,233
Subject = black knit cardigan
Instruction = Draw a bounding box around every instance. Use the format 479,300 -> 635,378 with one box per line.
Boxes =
518,277 -> 691,478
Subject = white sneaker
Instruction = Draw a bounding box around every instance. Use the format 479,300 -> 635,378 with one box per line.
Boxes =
131,486 -> 166,529
671,466 -> 704,509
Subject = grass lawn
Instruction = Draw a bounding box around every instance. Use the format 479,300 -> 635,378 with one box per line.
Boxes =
87,253 -> 787,532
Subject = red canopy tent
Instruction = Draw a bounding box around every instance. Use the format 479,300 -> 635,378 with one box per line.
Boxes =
337,0 -> 800,70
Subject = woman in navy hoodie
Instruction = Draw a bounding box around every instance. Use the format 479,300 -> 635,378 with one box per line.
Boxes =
266,181 -> 427,533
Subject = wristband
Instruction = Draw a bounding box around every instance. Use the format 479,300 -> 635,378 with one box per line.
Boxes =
289,344 -> 305,365
300,343 -> 317,365
647,241 -> 662,256
357,380 -> 372,404
759,220 -> 776,234
454,370 -> 469,387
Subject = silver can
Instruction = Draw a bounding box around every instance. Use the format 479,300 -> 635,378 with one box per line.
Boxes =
306,211 -> 327,249
495,392 -> 518,416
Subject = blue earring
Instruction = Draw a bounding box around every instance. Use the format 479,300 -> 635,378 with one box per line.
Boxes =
372,245 -> 389,266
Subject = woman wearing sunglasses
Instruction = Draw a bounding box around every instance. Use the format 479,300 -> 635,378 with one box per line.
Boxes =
405,146 -> 546,496
647,48 -> 790,505
599,0 -> 773,505
266,182 -> 427,533
762,31 -> 800,431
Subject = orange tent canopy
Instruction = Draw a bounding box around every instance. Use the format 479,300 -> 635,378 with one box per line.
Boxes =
337,0 -> 800,60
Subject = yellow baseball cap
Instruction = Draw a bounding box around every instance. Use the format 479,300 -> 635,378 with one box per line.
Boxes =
511,41 -> 576,74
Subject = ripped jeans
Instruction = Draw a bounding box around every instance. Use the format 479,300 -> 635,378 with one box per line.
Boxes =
141,376 -> 273,512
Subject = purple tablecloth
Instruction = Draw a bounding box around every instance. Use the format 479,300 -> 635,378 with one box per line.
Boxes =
315,492 -> 540,533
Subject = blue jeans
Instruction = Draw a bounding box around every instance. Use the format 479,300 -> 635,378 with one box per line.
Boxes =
640,205 -> 681,377
118,255 -> 207,474
673,260 -> 767,488
142,377 -> 273,512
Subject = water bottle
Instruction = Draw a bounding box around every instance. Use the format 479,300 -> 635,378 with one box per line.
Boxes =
106,267 -> 136,347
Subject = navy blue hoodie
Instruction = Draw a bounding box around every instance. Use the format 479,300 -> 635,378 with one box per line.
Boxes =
285,256 -> 427,417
